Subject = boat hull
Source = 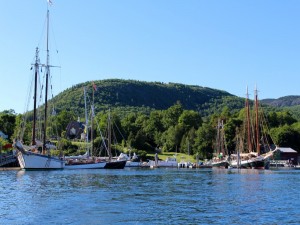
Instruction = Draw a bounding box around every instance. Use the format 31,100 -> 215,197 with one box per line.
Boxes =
64,162 -> 106,169
125,161 -> 141,167
104,160 -> 126,169
211,161 -> 229,169
149,160 -> 178,168
230,160 -> 251,169
17,151 -> 64,170
230,157 -> 269,169
249,157 -> 269,169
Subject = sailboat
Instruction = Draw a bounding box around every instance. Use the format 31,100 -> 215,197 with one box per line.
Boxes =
230,87 -> 273,169
94,110 -> 126,169
211,119 -> 229,168
14,6 -> 64,169
64,87 -> 106,169
102,111 -> 126,169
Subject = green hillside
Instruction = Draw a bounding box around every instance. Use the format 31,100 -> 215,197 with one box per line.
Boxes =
51,79 -> 245,117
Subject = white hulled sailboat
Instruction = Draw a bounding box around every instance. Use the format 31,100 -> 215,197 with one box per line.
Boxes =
14,4 -> 64,169
64,86 -> 106,169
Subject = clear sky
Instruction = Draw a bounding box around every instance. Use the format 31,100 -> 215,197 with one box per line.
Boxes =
1,0 -> 300,113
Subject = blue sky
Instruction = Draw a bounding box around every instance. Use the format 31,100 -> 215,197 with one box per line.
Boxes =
1,0 -> 300,113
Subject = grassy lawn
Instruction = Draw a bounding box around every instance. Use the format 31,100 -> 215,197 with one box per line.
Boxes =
147,152 -> 195,163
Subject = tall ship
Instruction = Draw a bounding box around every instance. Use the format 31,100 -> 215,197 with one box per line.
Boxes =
230,87 -> 274,169
14,3 -> 65,169
211,119 -> 229,168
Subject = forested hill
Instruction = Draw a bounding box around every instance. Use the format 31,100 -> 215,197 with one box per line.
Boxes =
261,96 -> 300,107
51,79 -> 245,116
261,96 -> 300,120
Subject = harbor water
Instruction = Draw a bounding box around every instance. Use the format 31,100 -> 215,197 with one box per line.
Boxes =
1,168 -> 300,224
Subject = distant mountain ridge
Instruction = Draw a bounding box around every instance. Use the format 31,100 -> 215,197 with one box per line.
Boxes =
261,96 -> 300,107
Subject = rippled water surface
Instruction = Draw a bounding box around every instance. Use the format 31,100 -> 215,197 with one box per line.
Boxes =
1,168 -> 300,224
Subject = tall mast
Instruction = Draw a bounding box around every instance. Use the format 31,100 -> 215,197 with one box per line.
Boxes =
91,85 -> 94,157
108,110 -> 112,161
43,9 -> 50,154
220,120 -> 225,155
254,86 -> 260,155
246,86 -> 252,152
31,48 -> 39,146
216,119 -> 221,154
84,87 -> 89,155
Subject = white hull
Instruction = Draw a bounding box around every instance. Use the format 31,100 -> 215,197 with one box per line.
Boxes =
230,159 -> 250,168
230,155 -> 267,169
178,161 -> 193,168
125,161 -> 141,167
149,160 -> 178,168
64,162 -> 106,169
17,151 -> 64,169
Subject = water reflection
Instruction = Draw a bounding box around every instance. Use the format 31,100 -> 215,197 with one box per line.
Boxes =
0,168 -> 300,224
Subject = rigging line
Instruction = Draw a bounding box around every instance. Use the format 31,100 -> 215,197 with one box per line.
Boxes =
23,68 -> 35,114
36,68 -> 47,142
19,68 -> 35,140
48,71 -> 55,100
112,126 -> 121,157
37,68 -> 45,142
113,120 -> 127,141
49,31 -> 62,97
36,12 -> 48,57
49,20 -> 63,95
260,102 -> 276,147
46,73 -> 58,141
93,110 -> 108,153
260,109 -> 273,150
222,122 -> 229,155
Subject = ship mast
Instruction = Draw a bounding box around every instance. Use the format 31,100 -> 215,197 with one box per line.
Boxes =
254,86 -> 260,155
91,85 -> 95,157
220,120 -> 225,155
246,86 -> 252,153
108,110 -> 112,161
31,48 -> 39,146
84,87 -> 89,156
43,9 -> 50,154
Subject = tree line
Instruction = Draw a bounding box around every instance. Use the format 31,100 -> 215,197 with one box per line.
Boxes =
1,101 -> 300,159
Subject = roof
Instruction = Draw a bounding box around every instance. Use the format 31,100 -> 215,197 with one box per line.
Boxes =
275,147 -> 298,153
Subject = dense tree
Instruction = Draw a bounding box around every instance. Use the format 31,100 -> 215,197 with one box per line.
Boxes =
0,110 -> 16,140
162,102 -> 183,128
277,111 -> 297,126
180,128 -> 196,155
143,111 -> 164,147
193,123 -> 215,159
121,113 -> 139,138
53,110 -> 76,138
224,117 -> 243,154
178,110 -> 202,132
270,125 -> 300,152
161,125 -> 184,152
